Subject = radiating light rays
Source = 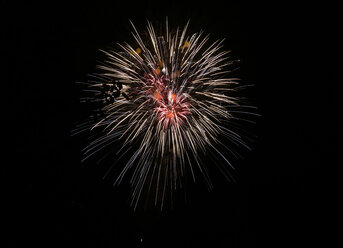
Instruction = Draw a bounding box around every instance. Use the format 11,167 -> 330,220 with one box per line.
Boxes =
73,19 -> 255,210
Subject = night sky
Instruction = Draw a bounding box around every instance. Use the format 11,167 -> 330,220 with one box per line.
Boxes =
3,1 -> 336,247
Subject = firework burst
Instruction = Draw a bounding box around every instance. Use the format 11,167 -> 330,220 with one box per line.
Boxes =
73,19 -> 256,209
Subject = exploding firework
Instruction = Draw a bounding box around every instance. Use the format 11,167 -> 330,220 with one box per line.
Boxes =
73,19 -> 255,209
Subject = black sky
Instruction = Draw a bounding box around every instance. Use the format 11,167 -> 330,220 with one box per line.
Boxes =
3,1 -> 337,247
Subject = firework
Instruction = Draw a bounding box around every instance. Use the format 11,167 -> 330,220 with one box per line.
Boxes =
73,19 -> 255,209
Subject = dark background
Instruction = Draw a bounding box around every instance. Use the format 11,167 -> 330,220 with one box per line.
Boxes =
3,1 -> 337,247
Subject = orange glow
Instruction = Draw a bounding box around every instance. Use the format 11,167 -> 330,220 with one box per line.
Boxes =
170,93 -> 176,101
153,91 -> 161,100
181,41 -> 190,50
136,47 -> 142,54
154,67 -> 161,75
167,111 -> 174,119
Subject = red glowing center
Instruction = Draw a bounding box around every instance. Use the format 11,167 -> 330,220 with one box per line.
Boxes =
143,73 -> 190,129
